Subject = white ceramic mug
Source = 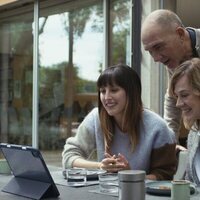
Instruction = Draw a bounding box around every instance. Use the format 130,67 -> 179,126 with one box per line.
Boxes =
171,180 -> 190,200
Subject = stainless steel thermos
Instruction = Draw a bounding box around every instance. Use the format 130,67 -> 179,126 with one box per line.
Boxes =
118,170 -> 146,200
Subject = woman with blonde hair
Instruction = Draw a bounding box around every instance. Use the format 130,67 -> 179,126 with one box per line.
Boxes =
170,58 -> 200,185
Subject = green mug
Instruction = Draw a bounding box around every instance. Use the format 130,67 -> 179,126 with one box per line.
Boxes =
0,159 -> 11,174
171,180 -> 190,200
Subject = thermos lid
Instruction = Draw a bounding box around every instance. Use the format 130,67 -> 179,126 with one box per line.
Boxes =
118,170 -> 146,182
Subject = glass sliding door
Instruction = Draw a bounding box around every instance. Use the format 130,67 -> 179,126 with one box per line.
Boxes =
0,3 -> 34,146
39,0 -> 103,161
110,0 -> 131,66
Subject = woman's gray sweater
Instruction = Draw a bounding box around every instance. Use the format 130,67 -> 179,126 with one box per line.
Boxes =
62,108 -> 177,180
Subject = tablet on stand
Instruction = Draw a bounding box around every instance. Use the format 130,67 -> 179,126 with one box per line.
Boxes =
0,143 -> 60,200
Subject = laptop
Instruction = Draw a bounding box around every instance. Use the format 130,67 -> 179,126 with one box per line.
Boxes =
0,143 -> 60,200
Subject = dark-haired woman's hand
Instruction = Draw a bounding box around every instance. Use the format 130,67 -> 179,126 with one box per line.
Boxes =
99,153 -> 130,172
116,153 -> 130,170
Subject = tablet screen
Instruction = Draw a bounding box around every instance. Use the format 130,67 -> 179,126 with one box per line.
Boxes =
0,143 -> 60,198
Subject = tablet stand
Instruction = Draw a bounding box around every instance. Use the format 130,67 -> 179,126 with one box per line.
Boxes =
2,176 -> 56,200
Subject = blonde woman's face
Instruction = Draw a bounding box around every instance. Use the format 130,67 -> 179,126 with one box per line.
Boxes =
174,75 -> 200,124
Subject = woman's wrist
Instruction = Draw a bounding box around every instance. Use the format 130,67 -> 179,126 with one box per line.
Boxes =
98,162 -> 103,170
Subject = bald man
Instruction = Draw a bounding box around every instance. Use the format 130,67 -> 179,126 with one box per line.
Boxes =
141,9 -> 200,144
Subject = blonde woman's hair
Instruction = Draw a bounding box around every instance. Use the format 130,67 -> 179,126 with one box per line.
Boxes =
169,58 -> 200,130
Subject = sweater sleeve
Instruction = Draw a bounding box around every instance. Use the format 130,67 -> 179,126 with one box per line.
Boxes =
147,115 -> 177,180
164,70 -> 181,140
149,143 -> 177,180
62,113 -> 97,169
185,131 -> 198,182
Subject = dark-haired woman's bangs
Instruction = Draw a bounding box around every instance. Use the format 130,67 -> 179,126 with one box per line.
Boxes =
97,72 -> 115,88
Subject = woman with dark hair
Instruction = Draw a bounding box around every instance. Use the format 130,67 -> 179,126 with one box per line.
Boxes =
62,64 -> 176,180
169,58 -> 200,185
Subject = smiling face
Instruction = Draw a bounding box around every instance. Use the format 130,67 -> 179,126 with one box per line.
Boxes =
99,84 -> 127,123
174,75 -> 200,126
141,24 -> 187,70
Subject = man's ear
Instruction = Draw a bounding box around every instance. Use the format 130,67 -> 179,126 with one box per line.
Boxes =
175,27 -> 186,40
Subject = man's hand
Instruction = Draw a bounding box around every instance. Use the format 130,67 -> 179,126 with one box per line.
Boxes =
176,144 -> 187,152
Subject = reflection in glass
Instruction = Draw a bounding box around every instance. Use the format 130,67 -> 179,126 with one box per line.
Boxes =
0,11 -> 34,146
39,2 -> 103,153
110,0 -> 130,65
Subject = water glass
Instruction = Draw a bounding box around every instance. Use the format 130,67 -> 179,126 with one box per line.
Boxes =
98,173 -> 118,193
66,168 -> 87,184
